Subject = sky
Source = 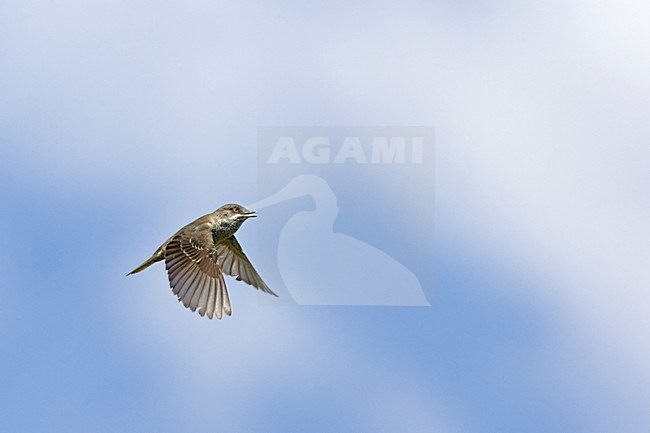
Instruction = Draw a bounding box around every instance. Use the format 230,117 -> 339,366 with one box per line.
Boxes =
1,1 -> 649,432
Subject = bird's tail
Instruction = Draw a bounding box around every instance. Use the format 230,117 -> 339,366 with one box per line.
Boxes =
127,254 -> 162,276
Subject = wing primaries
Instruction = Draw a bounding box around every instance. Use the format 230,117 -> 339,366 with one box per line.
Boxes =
215,236 -> 277,297
165,234 -> 231,320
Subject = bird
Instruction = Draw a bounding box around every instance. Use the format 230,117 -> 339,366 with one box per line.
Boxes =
127,203 -> 277,319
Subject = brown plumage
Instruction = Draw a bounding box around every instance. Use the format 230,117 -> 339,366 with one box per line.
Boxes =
127,204 -> 277,319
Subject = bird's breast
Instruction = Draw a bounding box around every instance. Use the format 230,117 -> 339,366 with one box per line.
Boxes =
211,225 -> 234,244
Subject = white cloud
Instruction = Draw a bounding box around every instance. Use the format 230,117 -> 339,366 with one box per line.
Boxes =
415,0 -> 650,389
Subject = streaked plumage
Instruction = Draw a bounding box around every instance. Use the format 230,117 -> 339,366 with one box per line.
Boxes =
127,204 -> 277,319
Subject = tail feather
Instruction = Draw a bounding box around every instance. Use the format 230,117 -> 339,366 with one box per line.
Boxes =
127,255 -> 161,276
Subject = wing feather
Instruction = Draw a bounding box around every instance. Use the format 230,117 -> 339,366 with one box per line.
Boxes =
216,278 -> 224,320
177,266 -> 200,297
215,236 -> 277,296
223,283 -> 232,316
205,277 -> 216,319
187,274 -> 200,310
164,228 -> 231,320
190,271 -> 207,312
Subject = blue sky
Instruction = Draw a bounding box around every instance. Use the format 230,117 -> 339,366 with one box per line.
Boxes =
1,1 -> 649,432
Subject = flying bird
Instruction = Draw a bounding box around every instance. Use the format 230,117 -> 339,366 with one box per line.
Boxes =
127,204 -> 277,319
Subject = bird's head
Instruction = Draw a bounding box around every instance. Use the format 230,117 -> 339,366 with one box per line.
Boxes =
214,203 -> 256,233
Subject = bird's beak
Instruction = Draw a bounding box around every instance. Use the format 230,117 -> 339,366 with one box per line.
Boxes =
241,210 -> 256,218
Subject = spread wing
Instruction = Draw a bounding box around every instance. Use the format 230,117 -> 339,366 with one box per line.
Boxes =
216,236 -> 277,297
164,224 -> 231,319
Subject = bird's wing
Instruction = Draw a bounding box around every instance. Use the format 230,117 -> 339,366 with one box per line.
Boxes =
164,224 -> 231,319
216,236 -> 278,297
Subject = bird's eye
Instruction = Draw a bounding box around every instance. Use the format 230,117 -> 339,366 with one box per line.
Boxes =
232,206 -> 239,213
